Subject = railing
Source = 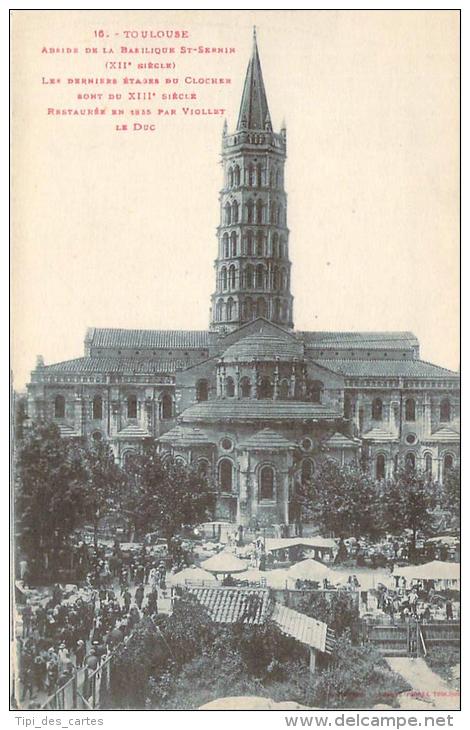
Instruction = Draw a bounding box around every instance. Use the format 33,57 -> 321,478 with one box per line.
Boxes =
41,643 -> 120,710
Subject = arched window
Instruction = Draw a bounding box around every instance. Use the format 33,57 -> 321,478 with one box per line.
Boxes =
231,201 -> 239,224
272,233 -> 279,258
219,459 -> 233,492
161,394 -> 172,420
308,381 -> 324,404
216,298 -> 225,321
256,163 -> 262,187
301,459 -> 314,484
248,164 -> 255,186
256,264 -> 264,289
196,379 -> 209,402
240,377 -> 251,398
246,230 -> 253,256
280,237 -> 286,257
244,265 -> 254,289
260,466 -> 274,500
257,298 -> 267,318
273,299 -> 281,321
220,267 -> 227,290
226,297 -> 234,320
405,452 -> 416,471
279,379 -> 289,399
127,395 -> 137,419
424,453 -> 433,475
54,395 -> 65,418
271,202 -> 277,224
344,394 -> 352,419
258,376 -> 273,399
197,458 -> 211,478
444,453 -> 454,472
273,266 -> 280,290
405,398 -> 416,421
440,398 -> 451,422
372,398 -> 383,421
228,168 -> 233,187
281,301 -> 289,322
92,395 -> 103,420
281,268 -> 288,290
276,169 -> 281,188
243,297 -> 254,320
256,199 -> 263,223
256,231 -> 264,257
246,200 -> 254,223
277,204 -> 283,225
224,202 -> 231,225
229,265 -> 236,289
230,231 -> 237,256
233,165 -> 240,187
269,169 -> 274,187
376,454 -> 385,480
222,233 -> 229,258
225,376 -> 235,398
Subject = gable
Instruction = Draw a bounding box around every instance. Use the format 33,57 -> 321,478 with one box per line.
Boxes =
209,318 -> 297,356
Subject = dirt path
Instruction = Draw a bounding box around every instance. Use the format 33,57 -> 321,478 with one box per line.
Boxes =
385,657 -> 460,710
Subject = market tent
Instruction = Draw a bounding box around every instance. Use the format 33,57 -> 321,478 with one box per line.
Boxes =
201,551 -> 249,574
168,566 -> 218,585
265,537 -> 337,553
237,568 -> 268,583
263,569 -> 291,589
393,561 -> 460,583
288,559 -> 332,581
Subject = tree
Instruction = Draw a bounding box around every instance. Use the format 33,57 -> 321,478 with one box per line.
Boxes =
123,442 -> 215,540
297,458 -> 382,539
79,441 -> 128,546
440,466 -> 460,524
380,468 -> 435,559
297,591 -> 361,642
15,421 -> 88,578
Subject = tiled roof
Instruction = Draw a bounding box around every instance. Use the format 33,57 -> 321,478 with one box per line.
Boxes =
158,425 -> 215,446
301,331 -> 419,350
238,428 -> 296,450
187,587 -> 270,625
88,327 -> 211,349
324,431 -> 360,447
362,426 -> 396,442
116,423 -> 151,439
42,356 -> 185,374
179,400 -> 341,423
318,359 -> 458,379
223,333 -> 303,361
271,603 -> 334,653
428,427 -> 460,442
57,423 -> 81,438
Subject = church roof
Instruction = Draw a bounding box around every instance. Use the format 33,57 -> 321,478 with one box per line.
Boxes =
236,28 -> 271,131
319,359 -> 458,379
158,425 -> 215,446
238,427 -> 296,450
180,400 -> 341,423
428,427 -> 460,442
116,423 -> 152,439
222,332 -> 303,361
362,426 -> 397,442
42,356 -> 186,374
324,432 -> 360,448
301,331 -> 419,351
87,327 -> 211,350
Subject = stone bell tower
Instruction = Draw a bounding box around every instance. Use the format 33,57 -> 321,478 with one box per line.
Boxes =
210,28 -> 294,333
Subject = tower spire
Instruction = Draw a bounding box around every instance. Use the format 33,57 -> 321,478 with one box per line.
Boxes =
236,27 -> 271,131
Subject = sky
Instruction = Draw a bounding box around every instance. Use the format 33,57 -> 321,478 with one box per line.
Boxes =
11,9 -> 460,389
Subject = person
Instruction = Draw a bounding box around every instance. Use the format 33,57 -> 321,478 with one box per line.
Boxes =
21,664 -> 34,702
22,603 -> 32,638
446,599 -> 454,621
122,587 -> 131,613
135,584 -> 144,610
33,652 -> 46,692
84,647 -> 99,673
75,639 -> 86,668
45,654 -> 58,693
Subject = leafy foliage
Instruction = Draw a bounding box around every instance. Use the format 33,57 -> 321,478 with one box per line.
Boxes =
297,458 -> 382,539
123,442 -> 215,539
297,591 -> 361,642
379,469 -> 435,555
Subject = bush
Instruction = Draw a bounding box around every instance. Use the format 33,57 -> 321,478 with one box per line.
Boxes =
425,645 -> 460,682
312,634 -> 410,709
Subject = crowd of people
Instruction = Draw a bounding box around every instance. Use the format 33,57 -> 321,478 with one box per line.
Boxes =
16,545 -> 169,706
376,583 -> 457,624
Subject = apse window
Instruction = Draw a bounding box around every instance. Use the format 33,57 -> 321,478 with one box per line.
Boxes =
260,465 -> 274,501
221,437 -> 233,451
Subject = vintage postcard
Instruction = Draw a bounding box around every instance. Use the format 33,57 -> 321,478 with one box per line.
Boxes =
10,9 -> 460,714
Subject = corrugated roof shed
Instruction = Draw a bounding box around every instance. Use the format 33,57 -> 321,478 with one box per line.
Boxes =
187,587 -> 270,625
271,603 -> 335,653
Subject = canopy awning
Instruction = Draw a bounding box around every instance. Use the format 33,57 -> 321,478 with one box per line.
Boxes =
201,551 -> 249,574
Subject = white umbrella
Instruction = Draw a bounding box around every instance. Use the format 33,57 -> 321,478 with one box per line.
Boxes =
263,569 -> 291,589
237,568 -> 268,584
167,566 -> 218,586
288,559 -> 332,581
201,551 -> 249,574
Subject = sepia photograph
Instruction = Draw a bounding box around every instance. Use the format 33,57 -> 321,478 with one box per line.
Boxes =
10,9 -> 460,714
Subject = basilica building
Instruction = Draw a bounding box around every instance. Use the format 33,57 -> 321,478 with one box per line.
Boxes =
26,32 -> 460,528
